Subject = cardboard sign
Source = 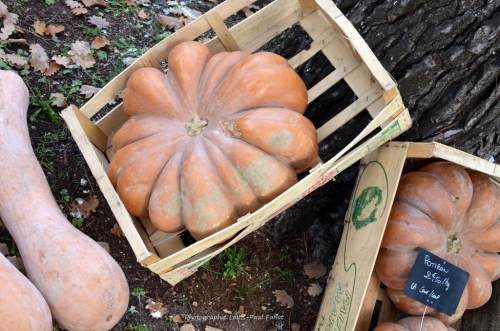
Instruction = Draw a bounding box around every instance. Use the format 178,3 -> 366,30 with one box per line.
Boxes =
403,248 -> 469,316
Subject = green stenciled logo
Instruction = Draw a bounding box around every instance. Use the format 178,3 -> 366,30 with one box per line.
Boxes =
351,186 -> 383,230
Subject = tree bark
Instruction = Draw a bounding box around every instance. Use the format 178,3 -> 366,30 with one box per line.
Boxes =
266,0 -> 500,260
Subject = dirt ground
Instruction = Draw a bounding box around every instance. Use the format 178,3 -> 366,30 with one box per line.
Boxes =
0,1 -> 348,330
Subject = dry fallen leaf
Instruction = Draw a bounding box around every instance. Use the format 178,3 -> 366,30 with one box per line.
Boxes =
172,314 -> 182,323
273,290 -> 294,308
180,324 -> 195,331
46,24 -> 65,36
137,9 -> 150,20
32,20 -> 47,36
0,242 -> 8,255
72,53 -> 96,69
71,195 -> 100,218
69,40 -> 92,55
88,15 -> 109,29
31,55 -> 49,73
146,298 -> 168,318
92,36 -> 110,49
303,261 -> 327,279
82,0 -> 108,7
158,14 -> 184,31
307,283 -> 323,297
80,85 -> 101,98
168,6 -> 202,20
4,53 -> 28,69
52,55 -> 72,67
240,4 -> 261,18
7,254 -> 24,271
0,21 -> 15,40
44,62 -> 60,76
206,326 -> 223,331
291,322 -> 301,331
125,0 -> 139,6
50,93 -> 66,107
0,1 -> 8,17
71,7 -> 88,15
98,241 -> 110,253
110,223 -> 125,237
65,0 -> 82,8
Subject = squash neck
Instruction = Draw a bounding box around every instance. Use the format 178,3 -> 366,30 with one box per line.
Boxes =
447,233 -> 462,255
185,116 -> 208,137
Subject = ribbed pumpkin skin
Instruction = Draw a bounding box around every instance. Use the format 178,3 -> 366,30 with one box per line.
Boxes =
375,161 -> 500,324
374,316 -> 456,331
108,41 -> 318,240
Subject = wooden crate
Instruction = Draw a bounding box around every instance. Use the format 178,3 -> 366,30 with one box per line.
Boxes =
61,0 -> 411,285
315,141 -> 500,331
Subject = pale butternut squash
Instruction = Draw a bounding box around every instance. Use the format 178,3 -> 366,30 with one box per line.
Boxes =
374,316 -> 456,331
0,253 -> 52,331
0,70 -> 129,331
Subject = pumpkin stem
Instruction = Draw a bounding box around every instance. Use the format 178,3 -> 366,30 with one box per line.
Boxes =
447,234 -> 462,254
185,116 -> 208,137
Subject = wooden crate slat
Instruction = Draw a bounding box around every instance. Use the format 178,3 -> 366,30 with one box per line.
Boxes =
68,105 -> 108,152
206,0 -> 313,54
315,142 -> 409,331
315,0 -> 397,92
355,272 -> 382,331
316,87 -> 383,143
407,142 -> 500,181
60,106 -> 154,262
95,103 -> 127,136
288,26 -> 339,69
307,57 -> 360,104
205,10 -> 241,51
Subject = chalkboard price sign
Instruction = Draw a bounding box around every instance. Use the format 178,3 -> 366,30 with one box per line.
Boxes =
403,248 -> 469,316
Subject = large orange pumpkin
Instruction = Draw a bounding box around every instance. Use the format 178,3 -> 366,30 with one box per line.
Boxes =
375,161 -> 500,324
108,41 -> 318,240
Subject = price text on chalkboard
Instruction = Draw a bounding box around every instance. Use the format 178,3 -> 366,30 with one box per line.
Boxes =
403,248 -> 469,316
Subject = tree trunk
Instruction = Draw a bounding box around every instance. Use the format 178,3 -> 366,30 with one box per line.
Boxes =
266,0 -> 500,260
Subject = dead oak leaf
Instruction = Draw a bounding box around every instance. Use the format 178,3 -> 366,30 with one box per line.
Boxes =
69,40 -> 91,55
273,290 -> 294,308
146,298 -> 168,319
32,20 -> 47,36
52,55 -> 71,67
179,324 -> 195,331
158,14 -> 183,31
46,24 -> 65,36
80,84 -> 101,98
0,242 -> 8,255
91,36 -> 110,49
4,53 -> 28,69
4,12 -> 17,25
71,7 -> 88,15
44,62 -> 60,76
303,261 -> 327,279
71,195 -> 99,218
29,43 -> 49,73
0,22 -> 15,40
307,283 -> 323,297
98,241 -> 110,253
65,0 -> 83,8
125,0 -> 139,6
0,1 -> 8,17
82,0 -> 108,7
110,223 -> 124,237
88,15 -> 109,29
168,6 -> 201,20
50,93 -> 66,107
137,9 -> 150,19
